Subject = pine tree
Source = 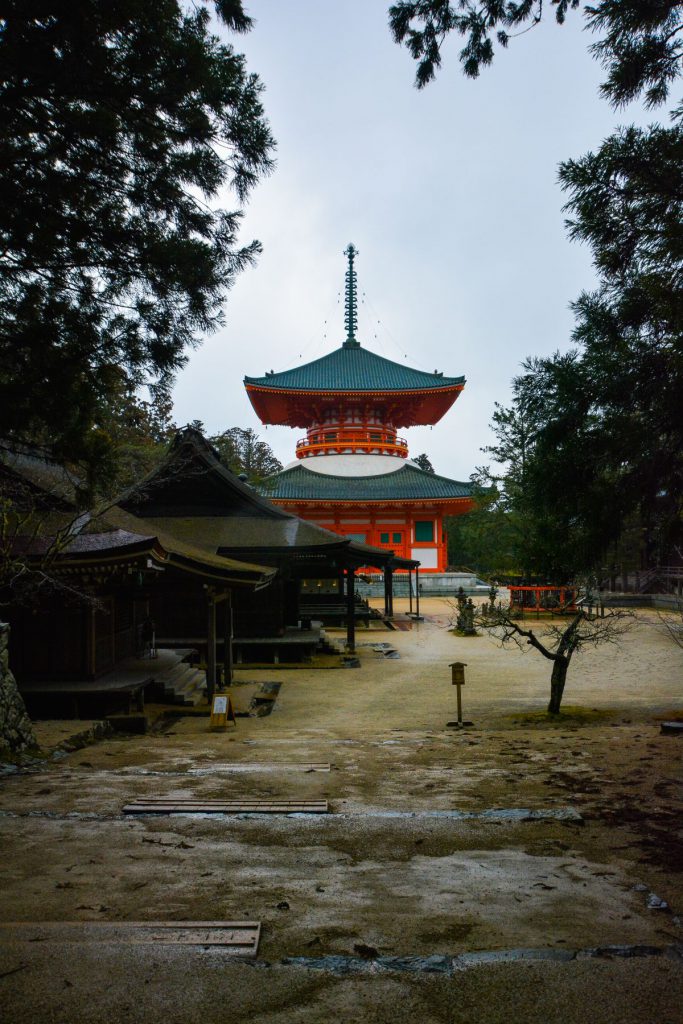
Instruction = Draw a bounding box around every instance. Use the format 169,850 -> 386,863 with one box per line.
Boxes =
0,1 -> 274,490
208,427 -> 282,483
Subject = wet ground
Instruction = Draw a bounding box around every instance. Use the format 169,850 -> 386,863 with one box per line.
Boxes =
0,600 -> 682,1022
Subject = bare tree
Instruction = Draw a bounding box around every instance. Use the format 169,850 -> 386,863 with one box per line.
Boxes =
477,601 -> 633,714
657,602 -> 683,652
0,450 -> 86,606
0,430 -> 205,608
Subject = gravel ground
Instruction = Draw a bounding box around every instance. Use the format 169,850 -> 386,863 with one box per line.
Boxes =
0,599 -> 681,1022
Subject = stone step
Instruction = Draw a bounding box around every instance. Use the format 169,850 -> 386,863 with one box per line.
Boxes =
170,670 -> 206,704
175,688 -> 205,708
158,665 -> 207,706
172,669 -> 207,706
160,660 -> 192,685
318,630 -> 343,655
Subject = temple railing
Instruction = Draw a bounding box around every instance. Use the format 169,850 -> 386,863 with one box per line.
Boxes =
296,432 -> 409,459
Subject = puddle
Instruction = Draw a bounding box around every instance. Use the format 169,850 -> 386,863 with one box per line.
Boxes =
0,805 -> 582,822
330,807 -> 583,822
282,944 -> 683,975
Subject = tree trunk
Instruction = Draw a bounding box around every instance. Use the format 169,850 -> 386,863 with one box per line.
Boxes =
548,658 -> 569,714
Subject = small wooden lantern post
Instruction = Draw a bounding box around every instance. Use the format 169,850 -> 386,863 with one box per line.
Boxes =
448,661 -> 469,728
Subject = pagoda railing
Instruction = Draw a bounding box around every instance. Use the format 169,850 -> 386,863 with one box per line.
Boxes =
296,429 -> 409,459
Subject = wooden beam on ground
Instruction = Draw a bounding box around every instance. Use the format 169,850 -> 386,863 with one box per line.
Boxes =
0,921 -> 261,956
122,798 -> 329,815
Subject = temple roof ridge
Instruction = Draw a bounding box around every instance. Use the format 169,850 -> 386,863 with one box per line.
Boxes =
245,244 -> 465,393
244,343 -> 465,393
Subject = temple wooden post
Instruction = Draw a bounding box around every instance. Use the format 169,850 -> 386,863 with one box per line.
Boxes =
408,571 -> 413,615
383,572 -> 390,617
87,607 -> 96,678
346,567 -> 356,652
206,591 -> 217,702
223,590 -> 233,688
386,567 -> 394,618
415,566 -> 421,619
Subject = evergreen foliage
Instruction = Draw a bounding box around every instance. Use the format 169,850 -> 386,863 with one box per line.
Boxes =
389,0 -> 683,107
392,0 -> 683,575
207,426 -> 282,483
520,118 -> 683,571
0,1 -> 274,493
446,474 -> 520,575
413,452 -> 435,473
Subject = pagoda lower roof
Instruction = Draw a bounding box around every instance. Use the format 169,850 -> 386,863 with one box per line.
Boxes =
261,462 -> 473,502
245,343 -> 464,394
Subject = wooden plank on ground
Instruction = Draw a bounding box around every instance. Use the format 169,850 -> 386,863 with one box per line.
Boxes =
0,921 -> 261,955
186,763 -> 332,773
122,797 -> 329,815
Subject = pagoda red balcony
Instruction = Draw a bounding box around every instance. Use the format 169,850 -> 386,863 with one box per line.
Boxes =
296,429 -> 409,459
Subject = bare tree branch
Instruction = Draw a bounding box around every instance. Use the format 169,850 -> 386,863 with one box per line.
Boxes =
475,596 -> 633,713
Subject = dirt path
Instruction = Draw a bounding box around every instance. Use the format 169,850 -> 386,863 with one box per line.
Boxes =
0,600 -> 682,1022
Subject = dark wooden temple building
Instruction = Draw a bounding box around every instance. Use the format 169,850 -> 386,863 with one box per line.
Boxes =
2,444 -> 276,715
4,429 -> 418,717
114,428 -> 420,655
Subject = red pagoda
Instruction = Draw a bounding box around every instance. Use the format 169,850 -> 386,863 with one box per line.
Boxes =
244,245 -> 474,572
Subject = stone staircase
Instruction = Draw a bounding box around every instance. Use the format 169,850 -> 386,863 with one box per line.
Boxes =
152,632 -> 342,703
153,655 -> 206,707
318,629 -> 345,655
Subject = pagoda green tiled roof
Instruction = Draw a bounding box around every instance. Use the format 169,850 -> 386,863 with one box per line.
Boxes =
261,462 -> 473,502
245,344 -> 465,393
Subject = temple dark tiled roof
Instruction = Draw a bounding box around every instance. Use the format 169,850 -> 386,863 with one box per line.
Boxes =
112,427 -> 415,569
261,463 -> 473,502
245,344 -> 465,393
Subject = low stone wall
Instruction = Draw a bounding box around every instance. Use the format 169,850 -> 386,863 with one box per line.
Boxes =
650,594 -> 683,611
356,573 -> 491,599
602,593 -> 682,610
0,622 -> 36,757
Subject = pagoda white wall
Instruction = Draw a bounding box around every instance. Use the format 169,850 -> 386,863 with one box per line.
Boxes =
411,547 -> 439,569
288,454 -> 415,477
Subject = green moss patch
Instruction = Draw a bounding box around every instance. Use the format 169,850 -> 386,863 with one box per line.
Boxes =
504,706 -> 616,728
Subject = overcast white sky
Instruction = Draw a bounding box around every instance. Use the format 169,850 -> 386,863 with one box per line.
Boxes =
172,1 -> 654,480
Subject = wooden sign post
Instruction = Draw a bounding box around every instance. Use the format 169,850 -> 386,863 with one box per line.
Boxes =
447,661 -> 473,728
210,692 -> 236,730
